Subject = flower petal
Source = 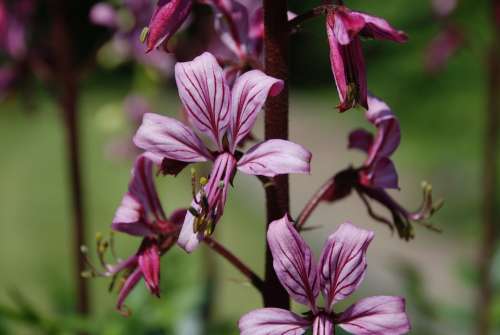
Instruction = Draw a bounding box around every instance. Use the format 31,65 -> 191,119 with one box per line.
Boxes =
146,0 -> 192,51
318,222 -> 374,310
337,296 -> 411,335
313,314 -> 334,335
356,12 -> 408,43
331,9 -> 366,45
112,155 -> 165,236
366,157 -> 399,189
116,268 -> 143,313
238,139 -> 311,177
138,240 -> 161,297
177,203 -> 203,253
239,308 -> 310,335
89,3 -> 118,29
365,97 -> 401,165
230,70 -> 283,149
348,129 -> 374,153
134,113 -> 211,163
175,52 -> 231,149
267,215 -> 320,309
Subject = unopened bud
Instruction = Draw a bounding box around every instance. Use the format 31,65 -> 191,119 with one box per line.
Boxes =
96,232 -> 103,242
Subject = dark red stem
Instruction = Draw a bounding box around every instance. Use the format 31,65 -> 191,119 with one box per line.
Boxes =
51,1 -> 89,320
204,238 -> 264,293
477,1 -> 500,334
296,177 -> 335,231
263,0 -> 291,309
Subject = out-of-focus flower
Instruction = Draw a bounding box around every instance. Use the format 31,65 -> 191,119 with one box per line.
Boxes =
90,0 -> 174,74
83,155 -> 186,313
325,6 -> 407,112
424,25 -> 464,74
133,52 -> 311,252
207,0 -> 264,83
322,96 -> 442,239
0,0 -> 35,59
239,216 -> 411,335
431,0 -> 458,17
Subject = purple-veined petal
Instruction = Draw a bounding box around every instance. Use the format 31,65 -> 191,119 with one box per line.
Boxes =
134,113 -> 211,163
318,222 -> 374,310
267,216 -> 320,309
363,157 -> 399,189
138,240 -> 161,297
337,296 -> 411,335
239,308 -> 311,335
230,70 -> 283,149
355,12 -> 408,43
348,129 -> 374,153
116,268 -> 143,312
112,155 -> 165,236
238,139 -> 311,177
175,52 -> 231,149
146,0 -> 192,52
327,12 -> 368,112
313,314 -> 335,335
90,3 -> 118,29
178,153 -> 237,253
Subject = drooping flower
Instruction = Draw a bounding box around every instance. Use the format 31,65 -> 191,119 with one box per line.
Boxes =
325,6 -> 407,112
239,216 -> 411,335
321,95 -> 442,239
133,52 -> 311,252
84,154 -> 186,313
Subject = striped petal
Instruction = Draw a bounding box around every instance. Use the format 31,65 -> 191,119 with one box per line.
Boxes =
337,296 -> 411,335
175,52 -> 231,149
229,69 -> 283,150
237,139 -> 311,177
267,215 -> 319,309
239,308 -> 310,335
313,314 -> 335,335
318,222 -> 374,310
133,113 -> 211,163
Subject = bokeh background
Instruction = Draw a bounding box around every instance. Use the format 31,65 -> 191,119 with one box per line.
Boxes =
0,0 -> 496,334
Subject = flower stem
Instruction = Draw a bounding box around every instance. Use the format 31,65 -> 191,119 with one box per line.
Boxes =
477,2 -> 500,334
296,177 -> 335,231
204,238 -> 264,293
51,0 -> 89,321
263,0 -> 291,309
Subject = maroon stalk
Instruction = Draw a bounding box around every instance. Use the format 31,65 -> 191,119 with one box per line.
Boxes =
477,1 -> 500,334
296,177 -> 335,231
50,1 -> 89,319
262,0 -> 291,309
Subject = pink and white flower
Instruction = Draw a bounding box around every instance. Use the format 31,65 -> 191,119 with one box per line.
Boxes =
133,52 -> 311,252
239,216 -> 411,335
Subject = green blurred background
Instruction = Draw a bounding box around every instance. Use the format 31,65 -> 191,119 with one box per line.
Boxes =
0,0 -> 497,334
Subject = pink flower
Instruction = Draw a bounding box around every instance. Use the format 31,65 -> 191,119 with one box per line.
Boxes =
239,216 -> 411,335
326,7 -> 407,112
106,154 -> 186,312
424,25 -> 464,74
133,52 -> 311,252
323,96 -> 441,239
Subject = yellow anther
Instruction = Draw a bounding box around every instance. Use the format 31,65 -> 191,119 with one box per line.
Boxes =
140,27 -> 149,43
200,177 -> 208,186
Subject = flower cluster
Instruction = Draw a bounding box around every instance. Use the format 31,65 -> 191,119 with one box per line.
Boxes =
85,0 -> 444,332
